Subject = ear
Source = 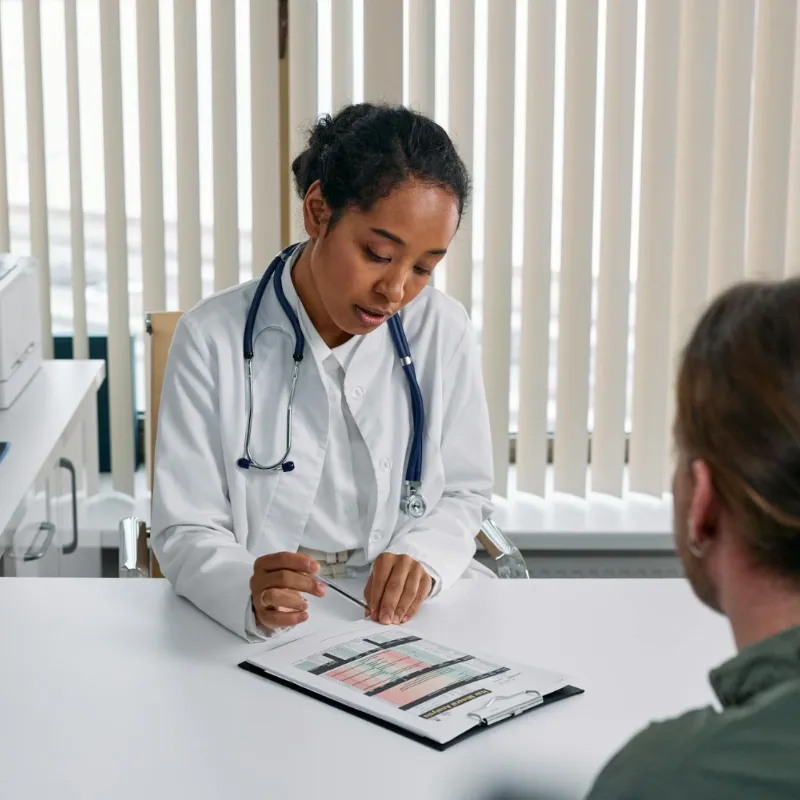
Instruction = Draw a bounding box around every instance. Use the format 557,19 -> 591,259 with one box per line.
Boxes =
302,181 -> 331,240
688,459 -> 721,551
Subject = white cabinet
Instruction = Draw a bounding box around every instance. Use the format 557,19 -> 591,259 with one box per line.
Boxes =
2,482 -> 61,577
50,413 -> 102,578
0,360 -> 106,578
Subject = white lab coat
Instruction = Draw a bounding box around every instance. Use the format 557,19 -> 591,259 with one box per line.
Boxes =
151,250 -> 494,640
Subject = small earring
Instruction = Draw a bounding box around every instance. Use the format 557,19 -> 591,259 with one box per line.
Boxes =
687,539 -> 706,558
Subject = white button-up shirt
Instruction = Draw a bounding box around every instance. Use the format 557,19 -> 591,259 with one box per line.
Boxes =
293,281 -> 371,554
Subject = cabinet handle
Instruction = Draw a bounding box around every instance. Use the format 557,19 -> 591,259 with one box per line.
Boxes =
23,522 -> 56,562
58,457 -> 79,555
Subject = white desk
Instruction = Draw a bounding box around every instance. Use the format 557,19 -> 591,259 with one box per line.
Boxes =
0,578 -> 734,800
0,360 -> 106,575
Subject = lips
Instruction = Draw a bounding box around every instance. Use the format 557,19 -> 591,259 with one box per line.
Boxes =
354,304 -> 390,328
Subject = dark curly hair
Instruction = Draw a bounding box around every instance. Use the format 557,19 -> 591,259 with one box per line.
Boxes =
291,103 -> 471,229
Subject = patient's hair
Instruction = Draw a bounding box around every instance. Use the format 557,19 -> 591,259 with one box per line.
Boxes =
675,277 -> 800,579
291,102 -> 471,227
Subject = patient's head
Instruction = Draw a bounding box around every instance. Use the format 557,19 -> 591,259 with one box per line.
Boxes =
672,278 -> 800,615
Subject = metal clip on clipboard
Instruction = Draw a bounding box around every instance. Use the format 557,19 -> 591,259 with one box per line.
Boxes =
467,690 -> 544,726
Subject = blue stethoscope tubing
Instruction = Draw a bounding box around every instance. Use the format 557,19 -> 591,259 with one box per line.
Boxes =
237,243 -> 427,519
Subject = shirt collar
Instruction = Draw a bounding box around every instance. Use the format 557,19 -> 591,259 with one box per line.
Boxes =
281,243 -> 363,370
280,251 -> 330,366
710,624 -> 800,708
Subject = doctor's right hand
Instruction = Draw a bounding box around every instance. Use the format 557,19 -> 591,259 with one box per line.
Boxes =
250,552 -> 326,629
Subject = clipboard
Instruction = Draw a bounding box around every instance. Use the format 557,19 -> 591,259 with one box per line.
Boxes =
238,659 -> 584,751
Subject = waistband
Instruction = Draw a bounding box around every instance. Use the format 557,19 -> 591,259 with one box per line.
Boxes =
298,546 -> 356,579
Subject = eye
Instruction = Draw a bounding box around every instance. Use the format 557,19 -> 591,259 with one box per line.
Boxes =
413,265 -> 433,278
365,247 -> 391,263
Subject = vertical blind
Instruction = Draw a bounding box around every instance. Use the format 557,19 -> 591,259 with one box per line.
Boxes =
2,0 -> 799,504
98,0 -> 135,493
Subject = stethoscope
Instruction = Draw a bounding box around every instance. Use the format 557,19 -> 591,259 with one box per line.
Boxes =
236,243 -> 427,519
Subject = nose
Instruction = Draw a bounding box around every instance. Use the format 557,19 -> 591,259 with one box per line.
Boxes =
375,263 -> 406,306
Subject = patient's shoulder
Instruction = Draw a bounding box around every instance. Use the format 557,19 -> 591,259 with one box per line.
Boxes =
586,707 -> 722,800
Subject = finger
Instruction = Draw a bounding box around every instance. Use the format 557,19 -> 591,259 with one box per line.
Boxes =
252,584 -> 309,629
401,577 -> 432,624
252,585 -> 301,618
392,570 -> 422,624
257,607 -> 309,629
378,559 -> 413,625
259,588 -> 308,613
363,573 -> 374,618
368,556 -> 394,621
261,569 -> 326,597
254,552 -> 320,575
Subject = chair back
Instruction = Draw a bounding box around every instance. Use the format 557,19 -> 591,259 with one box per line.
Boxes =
146,311 -> 182,488
145,311 -> 181,577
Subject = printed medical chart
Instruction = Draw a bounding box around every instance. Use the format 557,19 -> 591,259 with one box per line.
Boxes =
243,620 -> 568,745
294,630 -> 513,715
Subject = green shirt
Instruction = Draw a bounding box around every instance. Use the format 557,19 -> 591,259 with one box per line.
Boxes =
587,625 -> 800,800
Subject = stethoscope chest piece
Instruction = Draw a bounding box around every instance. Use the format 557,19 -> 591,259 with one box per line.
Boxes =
401,482 -> 427,519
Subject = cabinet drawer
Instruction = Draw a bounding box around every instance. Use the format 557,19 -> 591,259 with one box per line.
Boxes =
1,486 -> 60,577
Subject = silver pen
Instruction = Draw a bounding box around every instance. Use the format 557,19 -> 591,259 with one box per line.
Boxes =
315,574 -> 369,610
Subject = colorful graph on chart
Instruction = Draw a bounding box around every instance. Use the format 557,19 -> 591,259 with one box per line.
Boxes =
293,631 -> 508,712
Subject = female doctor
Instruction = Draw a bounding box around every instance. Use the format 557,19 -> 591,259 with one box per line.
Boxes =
151,103 -> 494,641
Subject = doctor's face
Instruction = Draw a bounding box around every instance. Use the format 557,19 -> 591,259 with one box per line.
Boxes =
298,179 -> 460,345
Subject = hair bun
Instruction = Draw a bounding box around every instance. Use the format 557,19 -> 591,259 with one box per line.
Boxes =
290,102 -> 470,222
307,114 -> 337,154
310,105 -> 375,152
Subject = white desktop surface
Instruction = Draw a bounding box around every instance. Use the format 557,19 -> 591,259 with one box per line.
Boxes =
0,578 -> 734,800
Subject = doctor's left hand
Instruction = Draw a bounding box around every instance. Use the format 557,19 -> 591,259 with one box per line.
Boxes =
364,554 -> 432,626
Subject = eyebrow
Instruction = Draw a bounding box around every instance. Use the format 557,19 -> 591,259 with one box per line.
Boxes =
371,227 -> 448,256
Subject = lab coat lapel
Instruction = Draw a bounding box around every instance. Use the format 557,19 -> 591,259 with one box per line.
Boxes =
251,251 -> 296,345
242,246 -> 330,553
260,356 -> 329,551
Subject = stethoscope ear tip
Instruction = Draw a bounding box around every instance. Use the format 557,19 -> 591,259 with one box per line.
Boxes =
237,458 -> 252,470
282,462 -> 295,473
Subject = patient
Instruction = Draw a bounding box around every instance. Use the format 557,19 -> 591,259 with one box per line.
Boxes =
586,278 -> 800,798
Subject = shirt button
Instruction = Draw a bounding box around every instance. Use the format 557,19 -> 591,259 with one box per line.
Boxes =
352,386 -> 364,399
371,530 -> 382,542
380,458 -> 391,471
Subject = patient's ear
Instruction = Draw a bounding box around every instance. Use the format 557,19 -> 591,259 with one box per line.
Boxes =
688,459 -> 721,552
